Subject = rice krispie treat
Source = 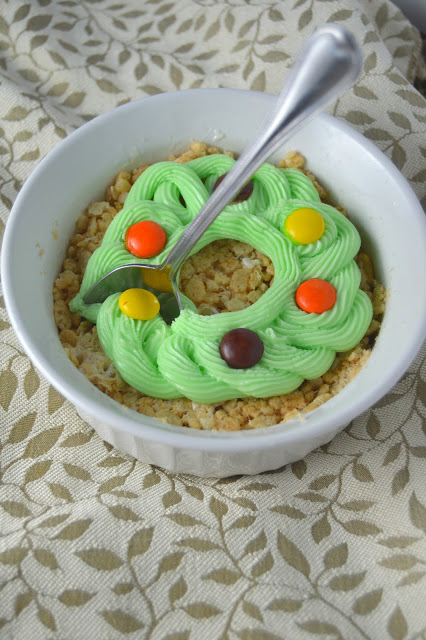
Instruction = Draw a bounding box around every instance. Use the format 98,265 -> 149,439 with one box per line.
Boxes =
54,143 -> 384,431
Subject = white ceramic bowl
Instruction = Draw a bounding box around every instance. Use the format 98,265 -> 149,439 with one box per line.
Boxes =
3,89 -> 426,477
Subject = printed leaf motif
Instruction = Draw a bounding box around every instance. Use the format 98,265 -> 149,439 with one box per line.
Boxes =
178,538 -> 220,552
353,85 -> 378,100
47,386 -> 65,414
60,432 -> 92,447
366,413 -> 381,439
409,493 -> 426,533
102,610 -> 144,633
0,371 -> 18,411
243,601 -> 263,622
270,505 -> 306,519
392,141 -> 407,169
352,461 -> 374,482
378,536 -> 419,549
76,549 -> 123,570
4,106 -> 30,121
251,551 -> 274,578
380,554 -> 417,570
185,603 -> 221,619
63,463 -> 91,481
384,442 -> 402,465
14,592 -> 33,616
24,367 -> 40,399
224,12 -> 234,32
230,515 -> 256,529
98,456 -> 127,467
27,15 -> 52,31
0,548 -> 28,564
329,9 -> 353,21
204,568 -> 240,585
397,571 -> 426,587
128,528 -> 154,558
324,543 -> 348,570
328,572 -> 366,591
169,577 -> 187,606
54,518 -> 91,540
2,501 -> 31,518
49,482 -> 73,502
143,469 -> 161,487
388,606 -> 408,640
33,549 -> 58,570
163,490 -> 182,508
96,78 -> 120,94
108,505 -> 140,521
38,606 -> 56,631
395,89 -> 426,108
388,112 -> 411,130
38,514 -> 70,529
392,465 -> 410,495
167,513 -> 203,527
238,632 -> 282,640
99,475 -> 126,493
353,588 -> 382,615
157,552 -> 184,576
312,514 -> 331,544
23,426 -> 63,458
251,71 -> 266,92
59,590 -> 94,606
8,412 -> 36,444
269,8 -> 284,21
267,598 -> 303,612
339,500 -> 374,512
296,492 -> 328,503
341,520 -> 381,536
299,8 -> 312,30
298,621 -> 343,638
113,582 -> 134,595
209,496 -> 228,520
244,531 -> 267,556
309,475 -> 336,490
277,532 -> 310,577
364,52 -> 377,73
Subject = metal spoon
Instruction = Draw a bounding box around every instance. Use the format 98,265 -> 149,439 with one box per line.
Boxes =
83,23 -> 362,323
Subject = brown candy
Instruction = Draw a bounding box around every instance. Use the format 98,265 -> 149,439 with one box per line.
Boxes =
214,173 -> 254,203
219,328 -> 264,369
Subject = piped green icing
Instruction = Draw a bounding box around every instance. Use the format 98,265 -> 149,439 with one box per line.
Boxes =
69,155 -> 373,403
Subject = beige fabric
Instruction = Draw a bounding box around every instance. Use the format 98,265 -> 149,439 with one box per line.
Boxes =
1,0 -> 426,637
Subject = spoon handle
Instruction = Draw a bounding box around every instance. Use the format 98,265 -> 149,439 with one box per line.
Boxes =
162,23 -> 362,278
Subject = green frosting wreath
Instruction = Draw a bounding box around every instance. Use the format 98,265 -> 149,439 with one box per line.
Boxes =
70,154 -> 373,403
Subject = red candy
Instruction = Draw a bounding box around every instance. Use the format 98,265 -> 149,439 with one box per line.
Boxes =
296,279 -> 337,314
125,220 -> 167,258
219,328 -> 264,369
214,174 -> 254,203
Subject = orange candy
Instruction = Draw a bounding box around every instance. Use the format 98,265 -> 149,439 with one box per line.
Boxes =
296,279 -> 336,314
125,220 -> 167,258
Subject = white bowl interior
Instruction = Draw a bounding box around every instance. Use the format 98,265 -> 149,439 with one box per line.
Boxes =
2,89 -> 426,468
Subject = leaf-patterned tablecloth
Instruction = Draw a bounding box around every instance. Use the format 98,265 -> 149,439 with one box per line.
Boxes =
1,1 -> 426,638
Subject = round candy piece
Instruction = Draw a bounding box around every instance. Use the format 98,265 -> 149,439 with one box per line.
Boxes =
119,288 -> 160,320
214,174 -> 254,203
284,207 -> 325,245
296,279 -> 336,314
219,328 -> 264,369
125,220 -> 167,258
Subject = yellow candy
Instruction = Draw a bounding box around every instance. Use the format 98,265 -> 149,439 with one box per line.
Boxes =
142,266 -> 174,293
119,288 -> 160,320
284,207 -> 325,245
